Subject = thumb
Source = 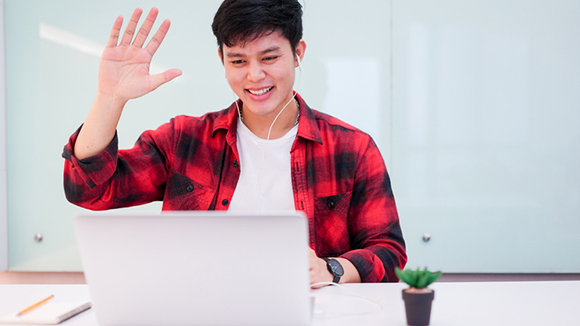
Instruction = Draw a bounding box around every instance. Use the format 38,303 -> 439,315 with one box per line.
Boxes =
149,68 -> 182,91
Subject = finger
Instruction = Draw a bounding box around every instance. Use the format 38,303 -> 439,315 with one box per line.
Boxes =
106,15 -> 124,47
144,19 -> 171,57
120,8 -> 144,46
149,69 -> 182,91
133,7 -> 159,48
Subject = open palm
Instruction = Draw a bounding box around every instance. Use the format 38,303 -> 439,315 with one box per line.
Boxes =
97,8 -> 181,103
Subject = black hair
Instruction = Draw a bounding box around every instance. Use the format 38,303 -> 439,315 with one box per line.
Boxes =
212,0 -> 303,56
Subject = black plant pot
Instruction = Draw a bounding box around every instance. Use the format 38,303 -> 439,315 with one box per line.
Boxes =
402,289 -> 435,326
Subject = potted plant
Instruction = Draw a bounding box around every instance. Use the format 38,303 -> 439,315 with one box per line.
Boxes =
395,267 -> 442,326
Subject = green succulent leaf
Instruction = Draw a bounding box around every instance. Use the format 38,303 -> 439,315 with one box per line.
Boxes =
395,267 -> 413,285
396,267 -> 442,289
410,268 -> 419,285
395,267 -> 404,280
416,273 -> 429,288
427,271 -> 442,286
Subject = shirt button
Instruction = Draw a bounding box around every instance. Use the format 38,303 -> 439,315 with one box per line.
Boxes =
233,160 -> 239,168
328,201 -> 335,209
222,199 -> 229,206
186,185 -> 194,192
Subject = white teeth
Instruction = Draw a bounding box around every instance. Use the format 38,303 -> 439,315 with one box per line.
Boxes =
248,87 -> 273,96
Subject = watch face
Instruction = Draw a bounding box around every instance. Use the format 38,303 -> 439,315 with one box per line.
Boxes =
328,259 -> 344,276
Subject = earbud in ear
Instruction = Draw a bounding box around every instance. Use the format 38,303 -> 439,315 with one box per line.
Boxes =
296,55 -> 302,70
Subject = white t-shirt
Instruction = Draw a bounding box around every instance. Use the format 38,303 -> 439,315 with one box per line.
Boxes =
228,119 -> 297,211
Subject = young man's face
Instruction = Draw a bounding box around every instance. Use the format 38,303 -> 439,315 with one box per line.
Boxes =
220,30 -> 306,123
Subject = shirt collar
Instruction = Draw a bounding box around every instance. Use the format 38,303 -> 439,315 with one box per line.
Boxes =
212,92 -> 323,145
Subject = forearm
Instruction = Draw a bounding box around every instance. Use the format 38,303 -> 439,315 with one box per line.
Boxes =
310,248 -> 361,286
339,146 -> 406,282
63,124 -> 171,210
341,241 -> 406,283
74,93 -> 126,159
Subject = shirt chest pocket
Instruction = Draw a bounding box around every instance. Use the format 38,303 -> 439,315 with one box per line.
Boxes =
162,170 -> 215,211
313,191 -> 352,256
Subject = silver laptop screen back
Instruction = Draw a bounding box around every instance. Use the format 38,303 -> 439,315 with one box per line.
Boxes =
74,211 -> 311,326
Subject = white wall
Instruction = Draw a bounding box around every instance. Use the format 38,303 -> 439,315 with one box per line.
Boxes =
3,0 -> 391,271
391,0 -> 580,272
2,0 -> 580,273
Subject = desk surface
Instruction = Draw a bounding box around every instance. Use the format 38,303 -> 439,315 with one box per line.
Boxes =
0,281 -> 578,326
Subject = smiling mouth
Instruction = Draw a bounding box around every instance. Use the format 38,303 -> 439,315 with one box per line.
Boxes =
247,87 -> 273,96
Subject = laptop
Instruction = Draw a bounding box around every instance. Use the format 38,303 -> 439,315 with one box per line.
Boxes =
73,211 -> 312,326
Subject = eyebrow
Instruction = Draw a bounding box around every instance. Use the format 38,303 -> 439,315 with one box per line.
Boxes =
225,45 -> 282,58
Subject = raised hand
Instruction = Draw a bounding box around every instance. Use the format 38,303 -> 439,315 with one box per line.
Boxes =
97,7 -> 182,103
74,8 -> 181,159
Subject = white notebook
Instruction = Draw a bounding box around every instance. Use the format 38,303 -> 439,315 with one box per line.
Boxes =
0,301 -> 92,325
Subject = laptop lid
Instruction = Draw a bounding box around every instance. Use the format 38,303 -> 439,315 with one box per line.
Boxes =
73,211 -> 311,326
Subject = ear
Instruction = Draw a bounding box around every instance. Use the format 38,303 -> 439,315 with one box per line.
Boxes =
295,39 -> 306,67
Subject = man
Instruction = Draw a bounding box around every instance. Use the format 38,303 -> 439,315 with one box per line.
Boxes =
63,0 -> 406,286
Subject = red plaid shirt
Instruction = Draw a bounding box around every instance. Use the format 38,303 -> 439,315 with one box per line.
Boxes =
62,93 -> 406,282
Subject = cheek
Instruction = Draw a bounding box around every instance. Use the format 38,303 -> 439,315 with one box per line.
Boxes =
273,67 -> 296,86
225,70 -> 243,88
281,61 -> 297,79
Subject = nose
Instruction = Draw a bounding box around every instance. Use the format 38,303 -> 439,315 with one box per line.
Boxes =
247,61 -> 266,82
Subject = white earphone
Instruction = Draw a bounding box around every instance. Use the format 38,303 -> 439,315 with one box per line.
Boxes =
296,54 -> 302,70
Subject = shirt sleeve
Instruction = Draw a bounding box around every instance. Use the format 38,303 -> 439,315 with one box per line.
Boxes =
62,122 -> 174,210
339,137 -> 407,282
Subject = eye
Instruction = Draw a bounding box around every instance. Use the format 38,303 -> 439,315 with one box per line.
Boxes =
230,60 -> 244,65
263,56 -> 279,61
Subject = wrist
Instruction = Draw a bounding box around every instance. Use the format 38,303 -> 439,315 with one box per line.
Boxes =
322,257 -> 344,284
95,90 -> 128,109
334,257 -> 361,283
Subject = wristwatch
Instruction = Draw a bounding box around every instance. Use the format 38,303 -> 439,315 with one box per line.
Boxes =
322,257 -> 344,283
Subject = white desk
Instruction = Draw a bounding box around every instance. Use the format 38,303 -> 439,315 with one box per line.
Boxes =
1,281 -> 578,325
